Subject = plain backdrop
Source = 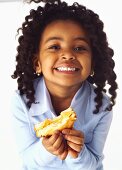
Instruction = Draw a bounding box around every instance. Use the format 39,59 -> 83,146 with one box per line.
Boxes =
0,0 -> 122,170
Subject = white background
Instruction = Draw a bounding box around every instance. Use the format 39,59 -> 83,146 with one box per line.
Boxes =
0,0 -> 122,170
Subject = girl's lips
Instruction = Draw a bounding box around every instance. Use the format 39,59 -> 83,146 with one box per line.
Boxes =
53,66 -> 80,74
53,62 -> 81,73
55,67 -> 79,71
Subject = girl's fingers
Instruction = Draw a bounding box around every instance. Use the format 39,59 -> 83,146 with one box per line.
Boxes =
54,140 -> 65,155
68,147 -> 78,158
64,135 -> 84,145
67,141 -> 82,152
42,130 -> 60,146
42,131 -> 69,157
58,143 -> 68,160
58,150 -> 68,160
52,133 -> 64,150
62,129 -> 84,137
54,135 -> 67,155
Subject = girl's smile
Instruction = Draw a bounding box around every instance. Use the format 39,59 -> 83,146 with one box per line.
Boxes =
54,66 -> 79,73
53,61 -> 81,74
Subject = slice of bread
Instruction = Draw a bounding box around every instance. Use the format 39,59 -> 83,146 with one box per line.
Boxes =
34,107 -> 77,137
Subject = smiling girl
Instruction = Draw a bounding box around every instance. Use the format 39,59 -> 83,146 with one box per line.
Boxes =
11,0 -> 117,170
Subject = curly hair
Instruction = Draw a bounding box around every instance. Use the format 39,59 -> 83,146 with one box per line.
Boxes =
12,0 -> 118,113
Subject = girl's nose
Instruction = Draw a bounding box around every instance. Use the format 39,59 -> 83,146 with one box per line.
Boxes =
61,50 -> 75,60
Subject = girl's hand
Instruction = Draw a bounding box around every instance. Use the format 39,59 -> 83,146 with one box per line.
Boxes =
62,128 -> 84,158
42,130 -> 68,160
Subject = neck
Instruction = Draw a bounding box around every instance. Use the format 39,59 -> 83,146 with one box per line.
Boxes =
51,93 -> 73,115
46,84 -> 81,115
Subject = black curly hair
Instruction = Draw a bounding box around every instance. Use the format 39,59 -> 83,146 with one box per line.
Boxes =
12,0 -> 118,113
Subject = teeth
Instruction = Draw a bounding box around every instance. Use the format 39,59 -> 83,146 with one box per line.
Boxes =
57,67 -> 76,71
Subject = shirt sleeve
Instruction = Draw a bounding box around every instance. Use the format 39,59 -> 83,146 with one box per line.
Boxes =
11,92 -> 57,169
65,109 -> 113,170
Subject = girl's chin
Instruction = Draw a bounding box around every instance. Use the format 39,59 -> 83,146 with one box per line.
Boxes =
55,79 -> 82,88
44,75 -> 83,88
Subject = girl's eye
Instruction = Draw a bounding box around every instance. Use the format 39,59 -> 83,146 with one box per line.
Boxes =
74,46 -> 87,52
48,45 -> 60,50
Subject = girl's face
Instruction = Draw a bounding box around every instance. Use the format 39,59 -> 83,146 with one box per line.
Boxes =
36,20 -> 92,90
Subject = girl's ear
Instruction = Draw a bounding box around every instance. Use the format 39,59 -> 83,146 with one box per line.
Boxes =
91,59 -> 95,70
90,60 -> 95,76
33,56 -> 41,74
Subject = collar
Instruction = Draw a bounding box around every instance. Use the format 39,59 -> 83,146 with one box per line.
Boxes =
29,77 -> 91,117
29,77 -> 54,116
70,81 -> 91,113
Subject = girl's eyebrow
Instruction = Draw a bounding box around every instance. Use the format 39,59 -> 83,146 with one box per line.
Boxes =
74,37 -> 90,45
45,37 -> 63,44
44,36 -> 89,44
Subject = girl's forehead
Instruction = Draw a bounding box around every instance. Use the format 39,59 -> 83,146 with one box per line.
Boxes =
44,19 -> 83,30
41,20 -> 88,39
39,20 -> 91,48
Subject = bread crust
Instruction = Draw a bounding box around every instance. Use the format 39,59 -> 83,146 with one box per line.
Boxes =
34,107 -> 77,137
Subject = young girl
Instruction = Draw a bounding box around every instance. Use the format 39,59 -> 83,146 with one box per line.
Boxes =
11,0 -> 118,169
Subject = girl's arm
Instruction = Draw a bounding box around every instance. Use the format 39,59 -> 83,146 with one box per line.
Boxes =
64,110 -> 113,170
11,92 -> 63,169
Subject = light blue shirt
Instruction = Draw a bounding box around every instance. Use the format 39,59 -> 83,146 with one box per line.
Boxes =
11,77 -> 113,170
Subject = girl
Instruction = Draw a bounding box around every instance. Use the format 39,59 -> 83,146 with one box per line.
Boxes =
11,0 -> 118,169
